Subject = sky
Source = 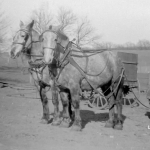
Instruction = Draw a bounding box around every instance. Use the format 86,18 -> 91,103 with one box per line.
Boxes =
2,0 -> 150,44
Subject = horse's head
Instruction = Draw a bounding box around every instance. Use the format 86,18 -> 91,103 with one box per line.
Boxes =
40,25 -> 69,64
40,27 -> 58,64
10,20 -> 34,59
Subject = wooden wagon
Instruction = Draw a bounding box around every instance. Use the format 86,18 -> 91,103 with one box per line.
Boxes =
82,51 -> 140,109
118,52 -> 140,107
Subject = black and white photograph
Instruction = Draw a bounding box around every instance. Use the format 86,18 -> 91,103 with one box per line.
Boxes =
0,0 -> 150,150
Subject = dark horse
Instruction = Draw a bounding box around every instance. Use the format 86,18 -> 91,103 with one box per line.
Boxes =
40,25 -> 127,131
10,20 -> 71,125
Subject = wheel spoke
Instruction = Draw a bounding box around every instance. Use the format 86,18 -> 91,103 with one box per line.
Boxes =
88,92 -> 108,110
100,97 -> 103,107
97,97 -> 99,107
92,97 -> 96,105
128,98 -> 131,105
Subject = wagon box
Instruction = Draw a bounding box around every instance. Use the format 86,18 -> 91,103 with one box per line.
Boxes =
117,51 -> 138,84
117,52 -> 140,107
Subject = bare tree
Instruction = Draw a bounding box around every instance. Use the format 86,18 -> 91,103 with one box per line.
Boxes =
137,39 -> 150,50
31,2 -> 53,34
94,41 -> 115,49
74,17 -> 100,47
0,2 -> 9,41
30,5 -> 100,48
124,42 -> 135,48
56,7 -> 77,33
0,1 -> 10,52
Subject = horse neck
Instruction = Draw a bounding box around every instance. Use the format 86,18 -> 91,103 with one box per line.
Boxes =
55,44 -> 64,60
30,30 -> 43,61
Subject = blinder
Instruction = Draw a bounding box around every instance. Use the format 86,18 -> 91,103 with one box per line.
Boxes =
12,29 -> 31,50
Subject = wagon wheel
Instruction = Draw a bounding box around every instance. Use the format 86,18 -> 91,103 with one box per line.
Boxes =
88,92 -> 108,110
123,79 -> 140,107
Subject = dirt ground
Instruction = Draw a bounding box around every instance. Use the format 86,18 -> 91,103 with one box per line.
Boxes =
0,56 -> 150,150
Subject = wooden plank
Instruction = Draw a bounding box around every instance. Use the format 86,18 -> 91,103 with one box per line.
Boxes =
117,52 -> 138,82
117,52 -> 138,63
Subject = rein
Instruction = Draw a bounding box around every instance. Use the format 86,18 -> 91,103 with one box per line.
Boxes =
21,41 -> 43,58
67,55 -> 125,104
57,42 -> 109,77
71,49 -> 108,58
53,41 -> 124,103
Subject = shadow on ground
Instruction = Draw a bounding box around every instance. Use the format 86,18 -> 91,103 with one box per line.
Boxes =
80,110 -> 126,129
145,111 -> 150,119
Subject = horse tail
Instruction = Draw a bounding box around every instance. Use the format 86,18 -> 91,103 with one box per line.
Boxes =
122,85 -> 130,96
122,69 -> 130,96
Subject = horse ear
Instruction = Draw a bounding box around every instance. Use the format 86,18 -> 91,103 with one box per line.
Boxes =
20,21 -> 24,27
27,20 -> 34,30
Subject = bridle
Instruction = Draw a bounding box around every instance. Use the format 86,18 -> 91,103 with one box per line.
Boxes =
40,29 -> 58,51
12,29 -> 43,57
12,29 -> 31,49
39,30 -> 66,64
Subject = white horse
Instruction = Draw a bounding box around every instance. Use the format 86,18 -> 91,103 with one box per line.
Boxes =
40,25 -> 127,131
10,20 -> 72,125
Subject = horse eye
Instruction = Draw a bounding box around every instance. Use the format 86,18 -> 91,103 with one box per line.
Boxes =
21,35 -> 25,38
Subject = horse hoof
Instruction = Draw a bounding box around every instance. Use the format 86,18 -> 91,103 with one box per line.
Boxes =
71,120 -> 82,131
40,118 -> 52,124
105,120 -> 114,128
71,125 -> 82,131
114,124 -> 123,130
52,119 -> 61,126
59,118 -> 71,128
70,112 -> 75,121
40,119 -> 49,124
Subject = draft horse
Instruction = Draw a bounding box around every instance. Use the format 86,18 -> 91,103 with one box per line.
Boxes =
10,20 -> 72,125
40,26 -> 127,131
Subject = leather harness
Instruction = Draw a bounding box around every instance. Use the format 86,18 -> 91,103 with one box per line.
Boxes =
12,29 -> 125,103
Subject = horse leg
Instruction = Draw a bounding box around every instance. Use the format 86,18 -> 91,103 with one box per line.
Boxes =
59,90 -> 72,128
30,71 -> 46,118
40,86 -> 51,124
70,86 -> 82,131
51,85 -> 61,126
72,99 -> 81,131
105,95 -> 115,128
114,101 -> 123,130
114,80 -> 124,130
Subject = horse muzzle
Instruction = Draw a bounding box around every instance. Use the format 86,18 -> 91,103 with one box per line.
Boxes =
10,50 -> 21,59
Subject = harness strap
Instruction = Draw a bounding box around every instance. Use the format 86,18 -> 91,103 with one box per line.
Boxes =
43,47 -> 55,50
68,57 -> 105,97
12,29 -> 31,46
58,45 -> 71,67
71,49 -> 107,58
105,69 -> 125,100
54,43 -> 121,100
58,53 -> 125,104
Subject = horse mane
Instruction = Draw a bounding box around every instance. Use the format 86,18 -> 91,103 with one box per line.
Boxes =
32,28 -> 40,40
